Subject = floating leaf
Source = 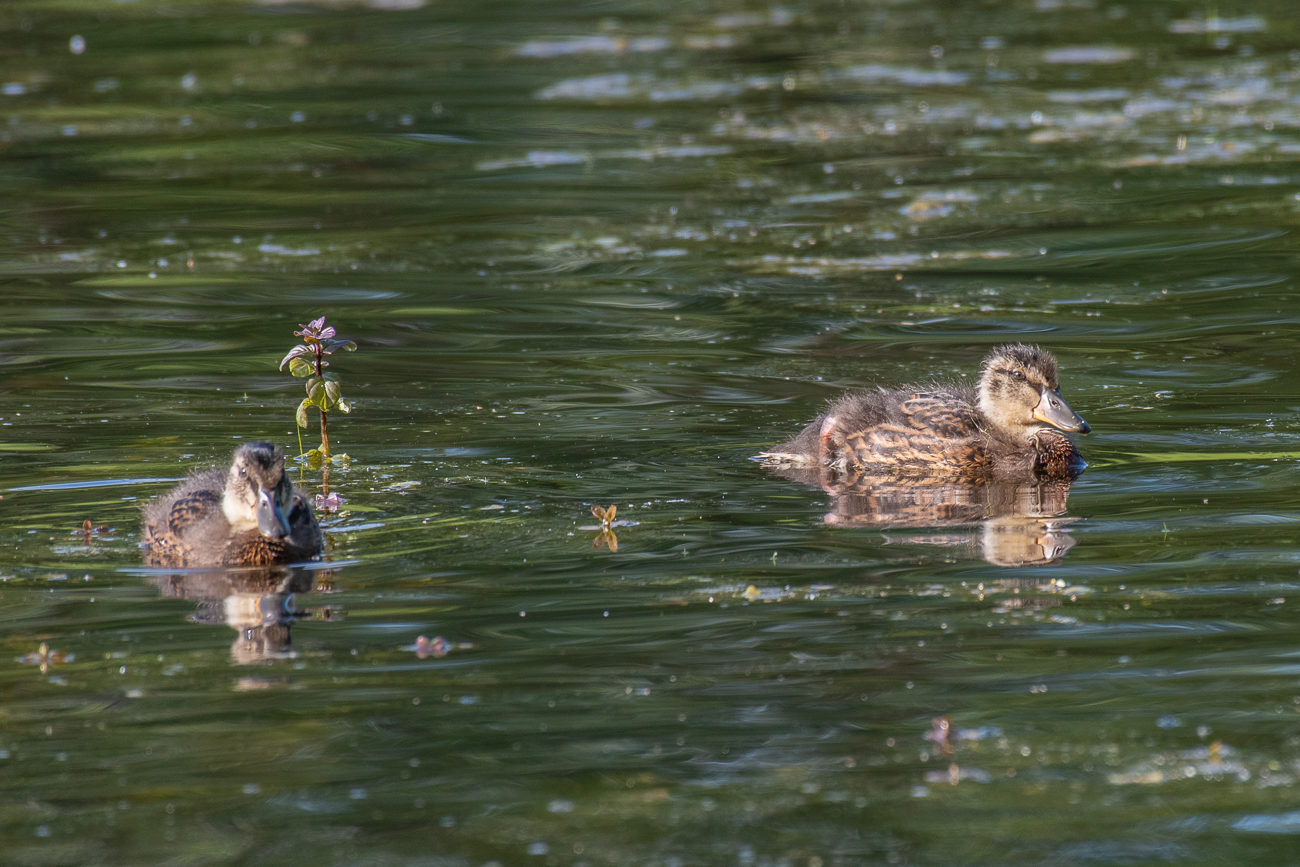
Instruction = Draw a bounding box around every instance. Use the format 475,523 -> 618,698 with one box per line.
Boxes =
592,504 -> 617,527
315,491 -> 342,512
413,635 -> 451,659
288,356 -> 314,378
592,527 -> 618,552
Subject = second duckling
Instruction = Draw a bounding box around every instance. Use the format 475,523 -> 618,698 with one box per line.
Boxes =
763,344 -> 1089,481
143,441 -> 323,567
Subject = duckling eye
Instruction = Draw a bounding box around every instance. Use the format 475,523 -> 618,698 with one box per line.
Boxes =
238,467 -> 247,477
1009,369 -> 1026,381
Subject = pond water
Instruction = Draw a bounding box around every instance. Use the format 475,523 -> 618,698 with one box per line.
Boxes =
4,0 -> 1300,864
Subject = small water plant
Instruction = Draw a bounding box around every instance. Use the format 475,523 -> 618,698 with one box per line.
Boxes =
583,504 -> 634,552
279,315 -> 356,462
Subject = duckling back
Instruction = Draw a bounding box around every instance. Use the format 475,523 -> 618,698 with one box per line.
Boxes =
767,386 -> 987,478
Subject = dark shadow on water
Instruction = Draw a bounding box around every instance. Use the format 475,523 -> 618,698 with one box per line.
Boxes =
772,464 -> 1080,567
149,566 -> 343,664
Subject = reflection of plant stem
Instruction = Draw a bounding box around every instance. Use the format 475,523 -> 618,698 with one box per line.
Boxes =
322,461 -> 331,497
295,425 -> 304,481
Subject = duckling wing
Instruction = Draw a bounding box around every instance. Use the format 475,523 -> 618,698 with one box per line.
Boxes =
165,490 -> 221,537
898,392 -> 979,438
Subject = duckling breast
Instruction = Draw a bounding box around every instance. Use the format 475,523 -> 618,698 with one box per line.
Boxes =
1033,430 -> 1086,477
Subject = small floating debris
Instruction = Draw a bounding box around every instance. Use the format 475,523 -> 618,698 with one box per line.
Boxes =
925,716 -> 954,756
17,642 -> 73,674
740,585 -> 793,602
77,519 -> 115,544
404,636 -> 474,659
315,492 -> 343,512
415,636 -> 449,658
902,189 -> 978,221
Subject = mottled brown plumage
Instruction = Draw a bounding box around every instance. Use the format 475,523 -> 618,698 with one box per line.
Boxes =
143,442 -> 323,567
762,344 -> 1089,484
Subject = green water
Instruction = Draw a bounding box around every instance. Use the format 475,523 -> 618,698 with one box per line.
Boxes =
4,0 -> 1300,863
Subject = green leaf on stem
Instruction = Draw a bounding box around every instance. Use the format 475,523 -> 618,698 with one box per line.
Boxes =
319,339 -> 357,354
279,344 -> 314,370
288,356 -> 315,378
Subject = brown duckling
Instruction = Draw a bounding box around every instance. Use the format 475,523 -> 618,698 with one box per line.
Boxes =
143,442 -> 323,567
763,344 -> 1089,481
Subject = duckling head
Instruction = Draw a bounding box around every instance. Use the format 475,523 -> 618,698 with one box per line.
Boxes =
221,442 -> 293,539
977,344 -> 1089,439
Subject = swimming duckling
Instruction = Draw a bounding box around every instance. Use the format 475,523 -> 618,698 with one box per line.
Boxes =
143,442 -> 323,567
763,344 -> 1089,481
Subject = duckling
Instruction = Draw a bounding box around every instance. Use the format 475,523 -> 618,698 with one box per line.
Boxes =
763,344 -> 1089,482
143,442 -> 323,567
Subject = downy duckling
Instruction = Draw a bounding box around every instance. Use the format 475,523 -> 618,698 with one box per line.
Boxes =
763,344 -> 1089,481
143,441 -> 323,567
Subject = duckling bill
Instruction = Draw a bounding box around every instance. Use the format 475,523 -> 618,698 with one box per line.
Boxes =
763,344 -> 1089,481
143,442 -> 323,567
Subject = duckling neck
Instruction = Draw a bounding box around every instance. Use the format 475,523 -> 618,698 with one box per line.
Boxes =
976,393 -> 1039,442
222,486 -> 257,532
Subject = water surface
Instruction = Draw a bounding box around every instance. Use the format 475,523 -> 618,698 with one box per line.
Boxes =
4,1 -> 1300,864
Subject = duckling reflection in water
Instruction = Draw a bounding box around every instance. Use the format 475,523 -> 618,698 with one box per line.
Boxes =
143,441 -> 323,567
151,566 -> 341,664
762,344 -> 1089,483
820,477 -> 1080,566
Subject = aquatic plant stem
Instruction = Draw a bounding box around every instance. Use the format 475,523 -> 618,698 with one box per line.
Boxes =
320,404 -> 330,459
313,342 -> 331,459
